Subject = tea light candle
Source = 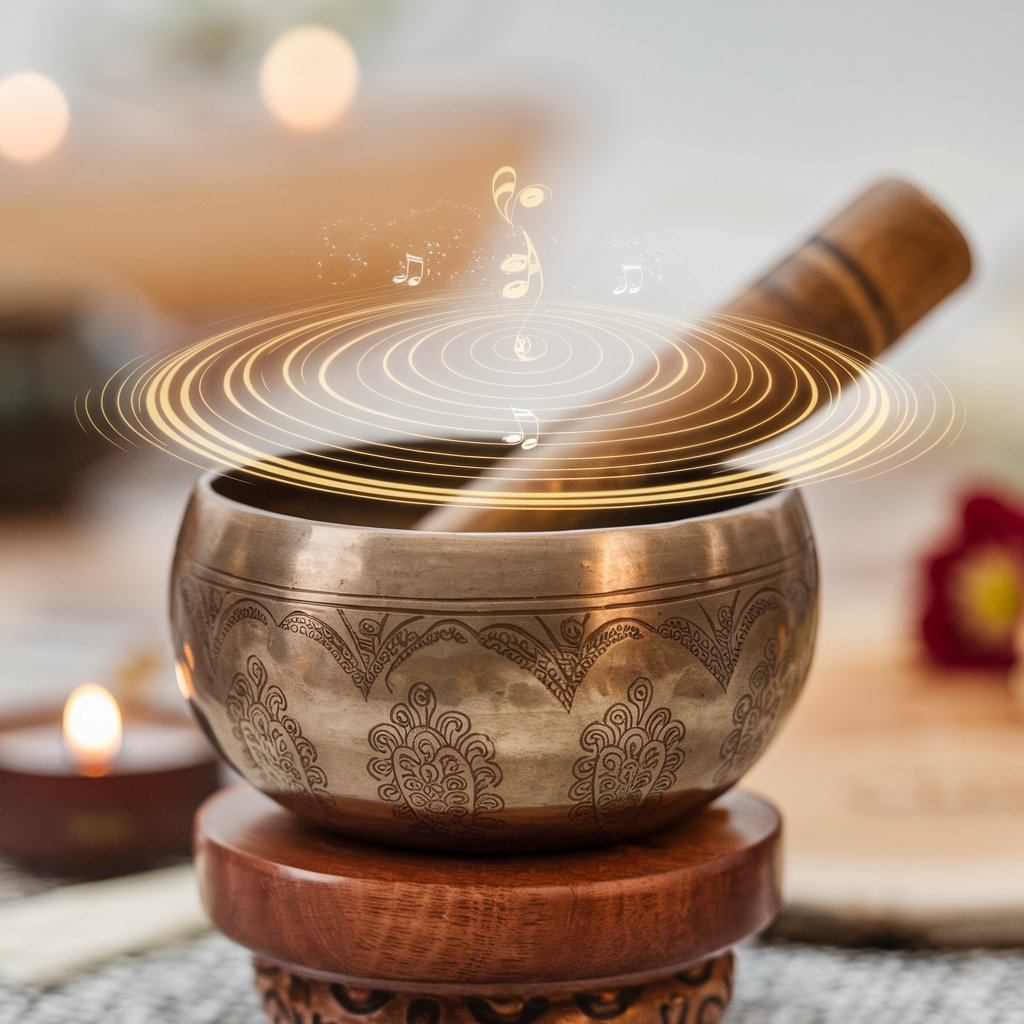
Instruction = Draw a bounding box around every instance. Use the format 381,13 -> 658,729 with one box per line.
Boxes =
0,685 -> 220,877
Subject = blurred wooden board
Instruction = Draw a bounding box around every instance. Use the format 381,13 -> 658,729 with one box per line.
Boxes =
0,102 -> 546,319
747,605 -> 1024,945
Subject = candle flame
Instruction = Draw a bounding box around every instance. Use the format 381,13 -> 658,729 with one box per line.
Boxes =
63,684 -> 122,776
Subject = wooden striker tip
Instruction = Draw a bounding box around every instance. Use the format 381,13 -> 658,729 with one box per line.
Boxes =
817,178 -> 972,340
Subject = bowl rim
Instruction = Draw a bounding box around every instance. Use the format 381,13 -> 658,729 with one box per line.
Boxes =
195,462 -> 802,541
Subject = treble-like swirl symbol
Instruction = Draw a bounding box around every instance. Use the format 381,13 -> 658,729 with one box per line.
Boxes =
492,165 -> 550,358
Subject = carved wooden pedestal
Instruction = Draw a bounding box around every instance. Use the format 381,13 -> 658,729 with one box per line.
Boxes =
195,787 -> 782,1024
251,953 -> 736,1024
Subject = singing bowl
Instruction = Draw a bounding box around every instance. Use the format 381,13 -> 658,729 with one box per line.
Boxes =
170,446 -> 818,852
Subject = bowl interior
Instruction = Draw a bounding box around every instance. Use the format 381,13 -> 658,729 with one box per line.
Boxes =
209,441 -> 779,531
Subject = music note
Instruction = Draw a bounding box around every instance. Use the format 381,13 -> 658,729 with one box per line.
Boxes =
393,253 -> 424,287
501,407 -> 539,451
500,239 -> 541,300
492,167 -> 549,228
492,166 -> 550,305
613,264 -> 644,296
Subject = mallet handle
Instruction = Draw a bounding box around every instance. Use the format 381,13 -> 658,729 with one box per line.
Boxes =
417,179 -> 971,532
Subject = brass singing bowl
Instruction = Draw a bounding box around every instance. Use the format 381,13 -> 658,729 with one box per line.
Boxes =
170,445 -> 817,852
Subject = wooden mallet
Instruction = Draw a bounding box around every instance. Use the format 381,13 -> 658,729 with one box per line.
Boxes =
417,179 -> 971,532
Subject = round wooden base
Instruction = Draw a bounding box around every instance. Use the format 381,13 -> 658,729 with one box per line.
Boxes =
195,786 -> 780,1018
252,952 -> 735,1024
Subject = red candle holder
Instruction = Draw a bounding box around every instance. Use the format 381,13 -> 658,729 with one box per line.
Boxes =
0,698 -> 220,877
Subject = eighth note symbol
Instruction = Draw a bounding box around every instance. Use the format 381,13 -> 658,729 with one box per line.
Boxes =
393,253 -> 424,287
613,264 -> 643,296
502,407 -> 539,451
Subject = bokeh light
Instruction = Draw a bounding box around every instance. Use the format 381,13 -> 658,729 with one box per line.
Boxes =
259,25 -> 359,133
0,71 -> 70,163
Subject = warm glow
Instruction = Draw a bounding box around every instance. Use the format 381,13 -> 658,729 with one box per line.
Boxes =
259,25 -> 359,132
63,684 -> 122,775
174,659 -> 194,701
0,71 -> 70,163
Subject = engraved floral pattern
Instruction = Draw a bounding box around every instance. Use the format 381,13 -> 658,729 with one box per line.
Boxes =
225,655 -> 331,802
279,611 -> 456,699
197,573 -> 809,711
476,615 -> 646,711
177,577 -> 225,661
714,632 -> 793,783
212,598 -> 270,662
367,683 -> 504,840
569,677 -> 686,827
657,588 -> 783,691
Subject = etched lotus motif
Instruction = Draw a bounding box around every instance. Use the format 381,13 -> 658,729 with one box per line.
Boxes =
368,683 -> 504,840
393,733 -> 475,817
224,655 -> 331,803
593,738 -> 667,814
570,677 -> 686,828
714,631 -> 794,784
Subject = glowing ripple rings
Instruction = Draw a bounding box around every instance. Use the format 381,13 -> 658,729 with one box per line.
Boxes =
80,288 -> 959,511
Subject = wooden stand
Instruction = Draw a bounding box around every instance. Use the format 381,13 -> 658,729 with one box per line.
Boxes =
250,955 -> 736,1024
195,787 -> 781,1023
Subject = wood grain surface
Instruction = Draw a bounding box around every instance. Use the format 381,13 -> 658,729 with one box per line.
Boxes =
747,599 -> 1024,946
0,104 -> 542,320
194,787 -> 780,994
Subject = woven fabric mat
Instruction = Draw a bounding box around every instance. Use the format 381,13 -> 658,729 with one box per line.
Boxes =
1,933 -> 1023,1024
1,860 -> 1023,1023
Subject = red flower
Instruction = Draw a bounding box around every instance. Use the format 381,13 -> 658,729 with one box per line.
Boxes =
921,493 -> 1024,668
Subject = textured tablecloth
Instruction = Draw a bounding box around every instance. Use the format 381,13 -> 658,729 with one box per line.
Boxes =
2,929 -> 1023,1024
2,859 -> 1022,1024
